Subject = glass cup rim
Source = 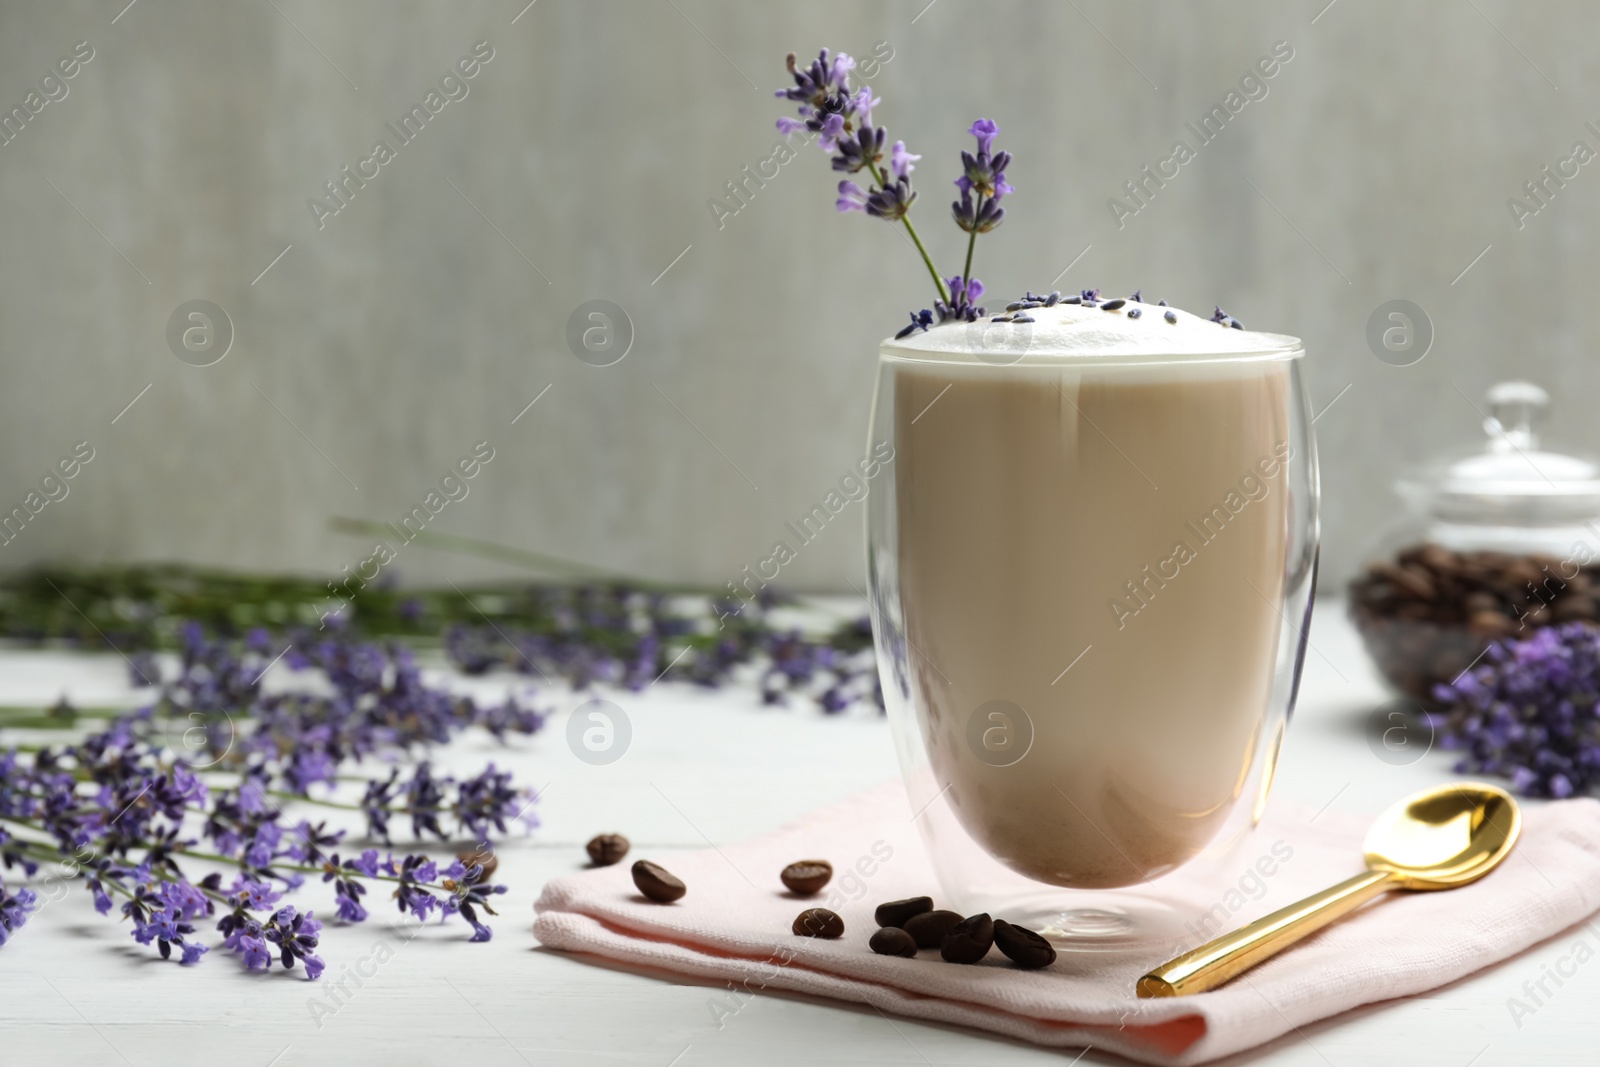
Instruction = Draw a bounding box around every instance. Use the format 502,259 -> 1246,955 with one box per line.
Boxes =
878,331 -> 1304,370
878,340 -> 1304,372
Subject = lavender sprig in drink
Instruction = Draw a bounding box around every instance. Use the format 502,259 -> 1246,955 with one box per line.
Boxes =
774,48 -> 1010,331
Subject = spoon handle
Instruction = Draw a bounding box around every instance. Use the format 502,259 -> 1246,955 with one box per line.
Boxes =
1137,869 -> 1394,997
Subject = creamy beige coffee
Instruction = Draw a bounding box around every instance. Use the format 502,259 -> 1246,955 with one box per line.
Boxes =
885,300 -> 1295,888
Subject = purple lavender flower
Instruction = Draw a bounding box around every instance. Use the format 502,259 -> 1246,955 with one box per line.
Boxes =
841,173 -> 919,221
0,878 -> 37,946
893,309 -> 936,340
333,890 -> 368,923
263,906 -> 324,979
836,180 -> 869,214
832,125 -> 887,175
864,176 -> 916,221
947,276 -> 985,307
245,823 -> 282,869
1432,622 -> 1600,798
393,854 -> 441,921
969,118 -> 999,154
956,159 -> 1011,198
455,764 -> 523,839
775,50 -> 859,141
361,769 -> 401,843
442,860 -> 506,943
952,189 -> 1005,234
236,934 -> 272,969
160,878 -> 210,920
322,854 -> 370,923
929,274 -> 987,325
1211,306 -> 1245,329
952,119 -> 1011,235
125,880 -> 208,963
237,879 -> 281,911
287,820 -> 343,865
889,141 -> 919,180
816,113 -> 847,152
405,764 -> 446,841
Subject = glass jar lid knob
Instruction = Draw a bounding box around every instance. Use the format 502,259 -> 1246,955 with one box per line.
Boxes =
1484,380 -> 1549,452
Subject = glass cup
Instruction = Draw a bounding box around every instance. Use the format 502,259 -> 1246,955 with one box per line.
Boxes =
865,324 -> 1318,951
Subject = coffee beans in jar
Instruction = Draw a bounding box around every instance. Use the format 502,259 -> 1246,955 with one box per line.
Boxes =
1349,543 -> 1595,703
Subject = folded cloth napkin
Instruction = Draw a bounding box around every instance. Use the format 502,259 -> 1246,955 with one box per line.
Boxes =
534,782 -> 1600,1065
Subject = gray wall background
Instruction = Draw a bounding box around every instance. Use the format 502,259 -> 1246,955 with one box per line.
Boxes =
0,0 -> 1595,592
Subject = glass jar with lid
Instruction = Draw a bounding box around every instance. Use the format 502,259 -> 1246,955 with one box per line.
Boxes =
1350,380 -> 1600,703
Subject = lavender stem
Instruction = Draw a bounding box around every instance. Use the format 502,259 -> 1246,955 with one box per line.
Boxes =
867,158 -> 949,305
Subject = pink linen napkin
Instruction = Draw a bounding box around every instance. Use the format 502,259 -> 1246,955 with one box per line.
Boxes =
533,782 -> 1600,1065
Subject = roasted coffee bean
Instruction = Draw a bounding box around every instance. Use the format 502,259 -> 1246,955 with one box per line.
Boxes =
1419,543 -> 1456,571
631,859 -> 686,903
1468,610 -> 1516,638
874,896 -> 934,928
993,919 -> 1056,969
1554,596 -> 1598,622
457,847 -> 498,880
1382,563 -> 1434,599
903,909 -> 964,949
1509,560 -> 1543,586
869,926 -> 919,958
587,833 -> 631,867
940,913 -> 995,964
792,907 -> 844,939
1400,564 -> 1438,598
780,859 -> 833,896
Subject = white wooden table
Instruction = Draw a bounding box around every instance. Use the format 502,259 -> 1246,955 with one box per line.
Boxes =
0,599 -> 1590,1066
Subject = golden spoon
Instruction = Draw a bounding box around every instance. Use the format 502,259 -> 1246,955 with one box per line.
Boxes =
1137,781 -> 1521,998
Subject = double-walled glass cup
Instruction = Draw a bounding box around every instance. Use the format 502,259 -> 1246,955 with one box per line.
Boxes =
865,321 -> 1318,950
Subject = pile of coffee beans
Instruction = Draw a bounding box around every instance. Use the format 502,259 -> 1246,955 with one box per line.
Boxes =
1349,543 -> 1598,702
862,894 -> 1055,969
620,849 -> 1056,970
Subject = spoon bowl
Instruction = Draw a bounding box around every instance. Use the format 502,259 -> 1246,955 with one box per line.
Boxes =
1364,782 -> 1520,889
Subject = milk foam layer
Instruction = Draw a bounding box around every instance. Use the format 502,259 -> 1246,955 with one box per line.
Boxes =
882,299 -> 1298,361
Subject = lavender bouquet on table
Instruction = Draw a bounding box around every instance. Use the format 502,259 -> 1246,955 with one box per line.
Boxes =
0,623 -> 540,977
775,49 -> 1011,337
